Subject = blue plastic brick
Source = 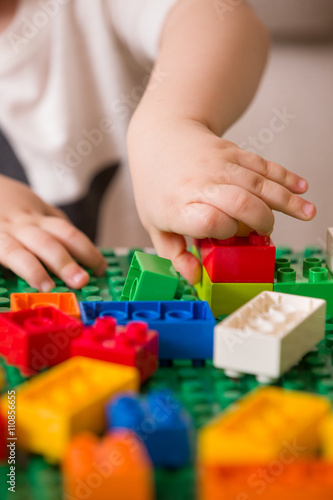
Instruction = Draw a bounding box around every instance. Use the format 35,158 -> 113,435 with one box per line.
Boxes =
79,301 -> 216,359
106,390 -> 194,468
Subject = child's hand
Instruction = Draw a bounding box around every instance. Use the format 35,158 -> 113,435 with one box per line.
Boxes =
128,118 -> 316,284
0,175 -> 107,291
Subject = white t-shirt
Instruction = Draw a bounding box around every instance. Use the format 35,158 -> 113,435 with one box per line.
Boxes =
0,0 -> 177,205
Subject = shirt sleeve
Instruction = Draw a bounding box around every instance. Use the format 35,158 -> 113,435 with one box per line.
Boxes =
108,0 -> 179,62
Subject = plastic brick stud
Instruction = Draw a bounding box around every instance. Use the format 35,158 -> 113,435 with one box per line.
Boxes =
213,291 -> 326,382
120,251 -> 184,301
274,253 -> 333,315
63,430 -> 154,500
0,357 -> 139,461
71,317 -> 158,383
326,227 -> 333,274
78,300 -> 215,359
195,232 -> 276,283
10,292 -> 81,319
198,386 -> 331,466
0,307 -> 83,375
106,390 -> 195,467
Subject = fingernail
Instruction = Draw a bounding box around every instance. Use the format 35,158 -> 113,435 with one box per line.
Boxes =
257,229 -> 273,236
71,269 -> 89,286
41,281 -> 55,292
303,203 -> 314,217
298,179 -> 307,190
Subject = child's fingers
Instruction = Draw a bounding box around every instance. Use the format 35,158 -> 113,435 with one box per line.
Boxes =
38,216 -> 107,276
150,230 -> 202,285
0,233 -> 55,291
46,204 -> 71,220
174,203 -> 239,240
166,197 -> 271,241
12,225 -> 90,289
189,185 -> 274,236
224,164 -> 316,220
236,150 -> 308,194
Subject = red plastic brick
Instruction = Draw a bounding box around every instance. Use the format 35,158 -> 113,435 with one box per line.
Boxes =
10,292 -> 81,319
71,317 -> 158,383
195,232 -> 276,283
0,307 -> 82,375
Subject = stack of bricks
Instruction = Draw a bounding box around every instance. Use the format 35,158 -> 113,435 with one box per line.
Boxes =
197,387 -> 333,500
194,231 -> 276,318
78,300 -> 215,360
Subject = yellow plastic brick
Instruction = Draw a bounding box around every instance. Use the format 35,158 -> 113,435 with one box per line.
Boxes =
198,387 -> 330,465
1,357 -> 139,461
195,266 -> 273,317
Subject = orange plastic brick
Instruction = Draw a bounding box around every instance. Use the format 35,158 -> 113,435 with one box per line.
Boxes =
10,292 -> 81,319
198,387 -> 331,465
1,357 -> 139,461
63,430 -> 154,500
198,461 -> 333,500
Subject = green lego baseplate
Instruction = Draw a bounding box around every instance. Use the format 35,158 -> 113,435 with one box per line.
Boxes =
273,245 -> 333,315
0,245 -> 333,500
0,247 -> 197,309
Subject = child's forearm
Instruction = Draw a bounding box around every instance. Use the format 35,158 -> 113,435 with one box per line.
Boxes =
127,0 -> 315,284
132,0 -> 270,137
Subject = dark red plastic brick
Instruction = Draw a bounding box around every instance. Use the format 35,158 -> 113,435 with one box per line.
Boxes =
71,317 -> 158,383
0,307 -> 82,375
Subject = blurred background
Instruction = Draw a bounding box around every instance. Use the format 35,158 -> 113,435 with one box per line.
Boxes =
98,0 -> 333,251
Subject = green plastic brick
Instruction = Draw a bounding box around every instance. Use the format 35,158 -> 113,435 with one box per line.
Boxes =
120,251 -> 184,301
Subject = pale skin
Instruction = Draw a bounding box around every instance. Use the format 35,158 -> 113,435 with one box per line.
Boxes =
0,0 -> 316,289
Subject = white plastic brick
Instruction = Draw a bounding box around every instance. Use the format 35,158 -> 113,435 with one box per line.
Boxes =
326,227 -> 333,274
213,291 -> 326,382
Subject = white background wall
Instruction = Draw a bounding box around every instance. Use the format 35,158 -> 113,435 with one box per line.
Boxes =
224,41 -> 333,251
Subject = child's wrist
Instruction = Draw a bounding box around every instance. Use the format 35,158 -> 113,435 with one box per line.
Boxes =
128,104 -> 210,147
